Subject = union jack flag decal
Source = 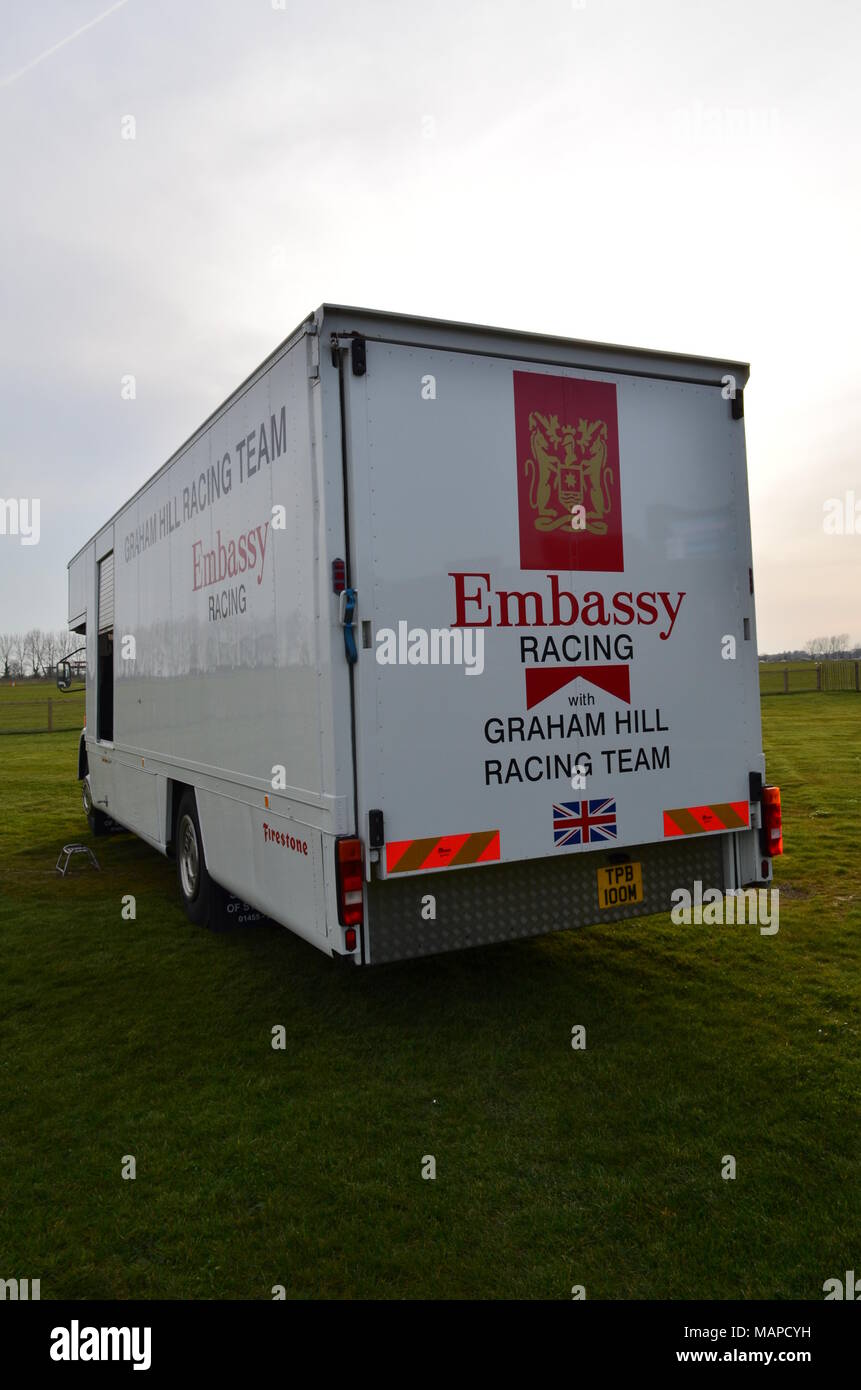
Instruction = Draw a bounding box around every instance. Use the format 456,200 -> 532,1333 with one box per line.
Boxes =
552,798 -> 618,847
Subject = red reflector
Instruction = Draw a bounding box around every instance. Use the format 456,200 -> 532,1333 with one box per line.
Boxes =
332,558 -> 346,594
762,786 -> 783,856
345,928 -> 357,951
336,836 -> 364,927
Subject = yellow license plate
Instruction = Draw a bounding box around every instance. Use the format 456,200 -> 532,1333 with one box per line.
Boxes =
596,861 -> 643,909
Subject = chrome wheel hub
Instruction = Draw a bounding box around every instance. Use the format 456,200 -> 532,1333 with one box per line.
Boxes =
178,814 -> 200,900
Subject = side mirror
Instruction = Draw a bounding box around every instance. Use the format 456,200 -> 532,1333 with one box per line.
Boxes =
56,643 -> 86,692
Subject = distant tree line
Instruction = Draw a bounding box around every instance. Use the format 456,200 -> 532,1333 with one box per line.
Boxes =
760,635 -> 860,661
4,628 -> 858,674
0,630 -> 81,679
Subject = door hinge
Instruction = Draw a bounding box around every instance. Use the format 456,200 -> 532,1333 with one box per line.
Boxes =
351,337 -> 367,377
329,332 -> 368,375
307,330 -> 320,380
368,809 -> 384,849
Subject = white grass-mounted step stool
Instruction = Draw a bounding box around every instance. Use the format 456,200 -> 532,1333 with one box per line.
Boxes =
56,844 -> 101,876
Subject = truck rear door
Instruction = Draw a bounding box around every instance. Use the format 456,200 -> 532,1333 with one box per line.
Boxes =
339,333 -> 762,888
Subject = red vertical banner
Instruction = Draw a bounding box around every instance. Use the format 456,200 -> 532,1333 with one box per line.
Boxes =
514,370 -> 623,572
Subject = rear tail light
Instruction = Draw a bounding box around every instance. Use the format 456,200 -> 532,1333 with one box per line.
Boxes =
762,786 -> 783,856
336,836 -> 364,931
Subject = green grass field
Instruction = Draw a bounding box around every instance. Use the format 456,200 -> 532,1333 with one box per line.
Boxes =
0,686 -> 858,1299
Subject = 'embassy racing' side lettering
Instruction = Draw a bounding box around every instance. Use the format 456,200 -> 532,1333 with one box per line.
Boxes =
192,521 -> 270,592
449,571 -> 686,640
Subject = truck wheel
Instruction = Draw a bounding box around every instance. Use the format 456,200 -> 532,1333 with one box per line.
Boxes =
175,791 -> 219,927
82,776 -> 110,836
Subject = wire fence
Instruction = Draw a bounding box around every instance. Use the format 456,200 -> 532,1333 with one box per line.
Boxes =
759,661 -> 861,695
0,695 -> 85,734
1,663 -> 857,733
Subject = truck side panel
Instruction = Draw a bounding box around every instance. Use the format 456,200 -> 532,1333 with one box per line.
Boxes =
80,328 -> 352,950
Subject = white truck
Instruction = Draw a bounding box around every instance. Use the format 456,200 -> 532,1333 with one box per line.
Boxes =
64,305 -> 782,964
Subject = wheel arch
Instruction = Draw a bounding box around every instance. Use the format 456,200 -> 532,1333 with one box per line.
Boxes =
166,779 -> 189,856
77,730 -> 88,780
167,781 -> 210,867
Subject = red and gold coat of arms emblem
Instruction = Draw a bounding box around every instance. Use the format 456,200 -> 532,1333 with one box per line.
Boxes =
514,370 -> 623,572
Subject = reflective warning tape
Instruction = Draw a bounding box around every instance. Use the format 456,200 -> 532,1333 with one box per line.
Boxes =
663,802 -> 749,837
386,830 -> 501,875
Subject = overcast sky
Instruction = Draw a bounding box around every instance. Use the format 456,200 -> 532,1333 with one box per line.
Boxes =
1,0 -> 858,651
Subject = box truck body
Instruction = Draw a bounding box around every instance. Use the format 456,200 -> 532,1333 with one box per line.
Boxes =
66,305 -> 778,964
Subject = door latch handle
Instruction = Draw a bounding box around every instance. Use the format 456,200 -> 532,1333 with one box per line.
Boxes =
339,587 -> 358,664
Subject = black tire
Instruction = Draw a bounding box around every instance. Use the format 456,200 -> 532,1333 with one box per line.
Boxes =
175,790 -> 222,927
82,776 -> 110,837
